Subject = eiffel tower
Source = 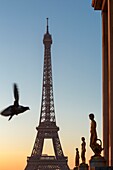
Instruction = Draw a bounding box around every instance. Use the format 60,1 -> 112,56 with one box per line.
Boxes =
24,18 -> 70,170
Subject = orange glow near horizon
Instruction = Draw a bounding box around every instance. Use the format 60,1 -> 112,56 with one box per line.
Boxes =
0,152 -> 26,170
0,143 -> 97,170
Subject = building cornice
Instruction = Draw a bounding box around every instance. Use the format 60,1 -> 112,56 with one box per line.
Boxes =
92,0 -> 107,11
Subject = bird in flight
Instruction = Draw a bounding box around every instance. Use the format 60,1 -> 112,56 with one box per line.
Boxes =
0,83 -> 30,120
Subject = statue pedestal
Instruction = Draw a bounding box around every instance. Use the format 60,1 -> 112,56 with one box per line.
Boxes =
79,163 -> 88,170
89,155 -> 106,170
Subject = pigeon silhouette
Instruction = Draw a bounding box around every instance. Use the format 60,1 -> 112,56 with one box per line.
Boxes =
0,83 -> 30,120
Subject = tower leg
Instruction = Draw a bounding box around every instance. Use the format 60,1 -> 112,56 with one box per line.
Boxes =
31,132 -> 44,157
52,133 -> 64,158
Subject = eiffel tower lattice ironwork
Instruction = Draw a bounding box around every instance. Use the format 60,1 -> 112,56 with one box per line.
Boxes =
24,18 -> 70,170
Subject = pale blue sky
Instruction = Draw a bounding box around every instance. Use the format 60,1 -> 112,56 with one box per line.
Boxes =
0,1 -> 102,169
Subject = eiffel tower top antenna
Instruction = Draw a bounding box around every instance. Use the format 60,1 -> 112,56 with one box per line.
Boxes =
46,17 -> 49,33
43,18 -> 52,44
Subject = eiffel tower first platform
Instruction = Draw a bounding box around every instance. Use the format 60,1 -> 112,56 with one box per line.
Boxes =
24,19 -> 70,170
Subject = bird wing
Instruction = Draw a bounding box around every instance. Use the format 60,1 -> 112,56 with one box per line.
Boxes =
0,106 -> 13,116
13,83 -> 19,106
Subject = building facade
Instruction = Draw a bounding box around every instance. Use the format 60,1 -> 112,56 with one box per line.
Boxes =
92,0 -> 113,166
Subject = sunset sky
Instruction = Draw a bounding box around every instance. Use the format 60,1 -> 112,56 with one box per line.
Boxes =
0,1 -> 102,170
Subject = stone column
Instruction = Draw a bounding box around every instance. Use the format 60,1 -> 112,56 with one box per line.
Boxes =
102,9 -> 109,166
108,0 -> 113,166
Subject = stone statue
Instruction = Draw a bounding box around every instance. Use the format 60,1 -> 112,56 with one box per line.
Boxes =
81,137 -> 86,164
89,113 -> 97,147
89,113 -> 103,156
75,148 -> 80,167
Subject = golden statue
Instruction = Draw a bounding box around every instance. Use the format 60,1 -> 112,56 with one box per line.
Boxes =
89,113 -> 97,147
89,113 -> 103,156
